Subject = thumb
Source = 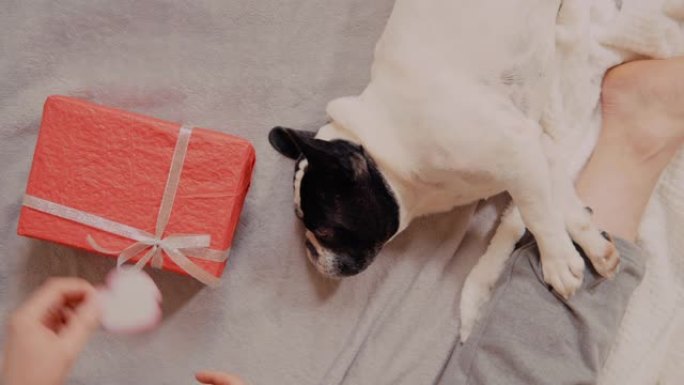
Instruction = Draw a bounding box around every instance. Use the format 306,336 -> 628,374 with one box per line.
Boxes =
61,293 -> 101,356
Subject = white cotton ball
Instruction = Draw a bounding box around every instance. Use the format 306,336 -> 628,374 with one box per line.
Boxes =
106,267 -> 162,301
98,268 -> 163,334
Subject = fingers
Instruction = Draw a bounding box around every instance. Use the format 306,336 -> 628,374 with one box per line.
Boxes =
196,371 -> 246,385
11,277 -> 101,357
60,292 -> 101,355
44,304 -> 72,333
18,278 -> 96,321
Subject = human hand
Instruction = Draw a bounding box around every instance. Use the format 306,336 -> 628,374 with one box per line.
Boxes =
2,277 -> 100,385
196,370 -> 247,385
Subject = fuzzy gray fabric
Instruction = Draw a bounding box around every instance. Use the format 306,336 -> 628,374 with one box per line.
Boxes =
0,1 -> 493,384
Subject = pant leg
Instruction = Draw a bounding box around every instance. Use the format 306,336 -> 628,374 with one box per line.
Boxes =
436,236 -> 646,385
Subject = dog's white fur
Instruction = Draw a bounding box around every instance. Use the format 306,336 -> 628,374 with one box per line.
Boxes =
311,0 -> 619,341
293,158 -> 308,219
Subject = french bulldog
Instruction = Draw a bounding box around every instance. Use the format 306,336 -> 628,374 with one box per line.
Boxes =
269,0 -> 619,334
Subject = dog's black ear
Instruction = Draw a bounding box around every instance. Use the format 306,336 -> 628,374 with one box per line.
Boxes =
269,126 -> 366,178
268,126 -> 315,159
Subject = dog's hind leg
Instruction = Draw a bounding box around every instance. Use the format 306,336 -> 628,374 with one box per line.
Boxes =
459,202 -> 524,342
505,132 -> 585,299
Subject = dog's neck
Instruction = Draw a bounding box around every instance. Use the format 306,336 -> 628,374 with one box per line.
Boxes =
316,122 -> 418,234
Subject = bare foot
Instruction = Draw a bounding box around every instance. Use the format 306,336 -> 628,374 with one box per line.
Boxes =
577,57 -> 684,241
601,58 -> 684,160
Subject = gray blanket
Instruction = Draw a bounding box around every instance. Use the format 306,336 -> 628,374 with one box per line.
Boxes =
0,1 -> 495,383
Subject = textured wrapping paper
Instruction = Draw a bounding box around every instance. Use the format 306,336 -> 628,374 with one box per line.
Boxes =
17,96 -> 255,282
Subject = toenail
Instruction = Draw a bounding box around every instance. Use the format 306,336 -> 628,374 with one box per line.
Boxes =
601,231 -> 612,241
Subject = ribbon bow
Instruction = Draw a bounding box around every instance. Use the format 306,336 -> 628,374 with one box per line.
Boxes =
23,126 -> 226,287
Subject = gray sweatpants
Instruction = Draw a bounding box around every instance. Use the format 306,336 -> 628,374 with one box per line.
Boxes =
437,236 -> 646,385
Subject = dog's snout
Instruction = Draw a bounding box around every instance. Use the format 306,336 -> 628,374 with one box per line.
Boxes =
336,255 -> 363,277
305,240 -> 319,259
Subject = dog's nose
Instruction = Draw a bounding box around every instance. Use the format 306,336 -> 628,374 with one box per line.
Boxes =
305,240 -> 319,260
336,255 -> 363,277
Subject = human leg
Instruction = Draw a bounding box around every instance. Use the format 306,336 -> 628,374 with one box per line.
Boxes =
577,58 -> 684,242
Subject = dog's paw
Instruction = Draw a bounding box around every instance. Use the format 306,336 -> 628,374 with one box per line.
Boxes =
567,214 -> 621,278
597,231 -> 621,276
541,249 -> 585,299
585,231 -> 620,278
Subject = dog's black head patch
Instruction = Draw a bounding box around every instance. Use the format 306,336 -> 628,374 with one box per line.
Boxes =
269,126 -> 399,277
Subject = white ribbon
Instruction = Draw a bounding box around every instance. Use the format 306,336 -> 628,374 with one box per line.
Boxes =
22,125 -> 228,287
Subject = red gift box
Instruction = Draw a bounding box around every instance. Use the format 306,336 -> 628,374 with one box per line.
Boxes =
17,96 -> 255,286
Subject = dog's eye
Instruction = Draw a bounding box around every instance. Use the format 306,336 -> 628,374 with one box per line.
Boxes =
315,228 -> 335,241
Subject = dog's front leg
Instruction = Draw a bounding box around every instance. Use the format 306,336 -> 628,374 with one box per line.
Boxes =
544,138 -> 620,278
506,137 -> 585,299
